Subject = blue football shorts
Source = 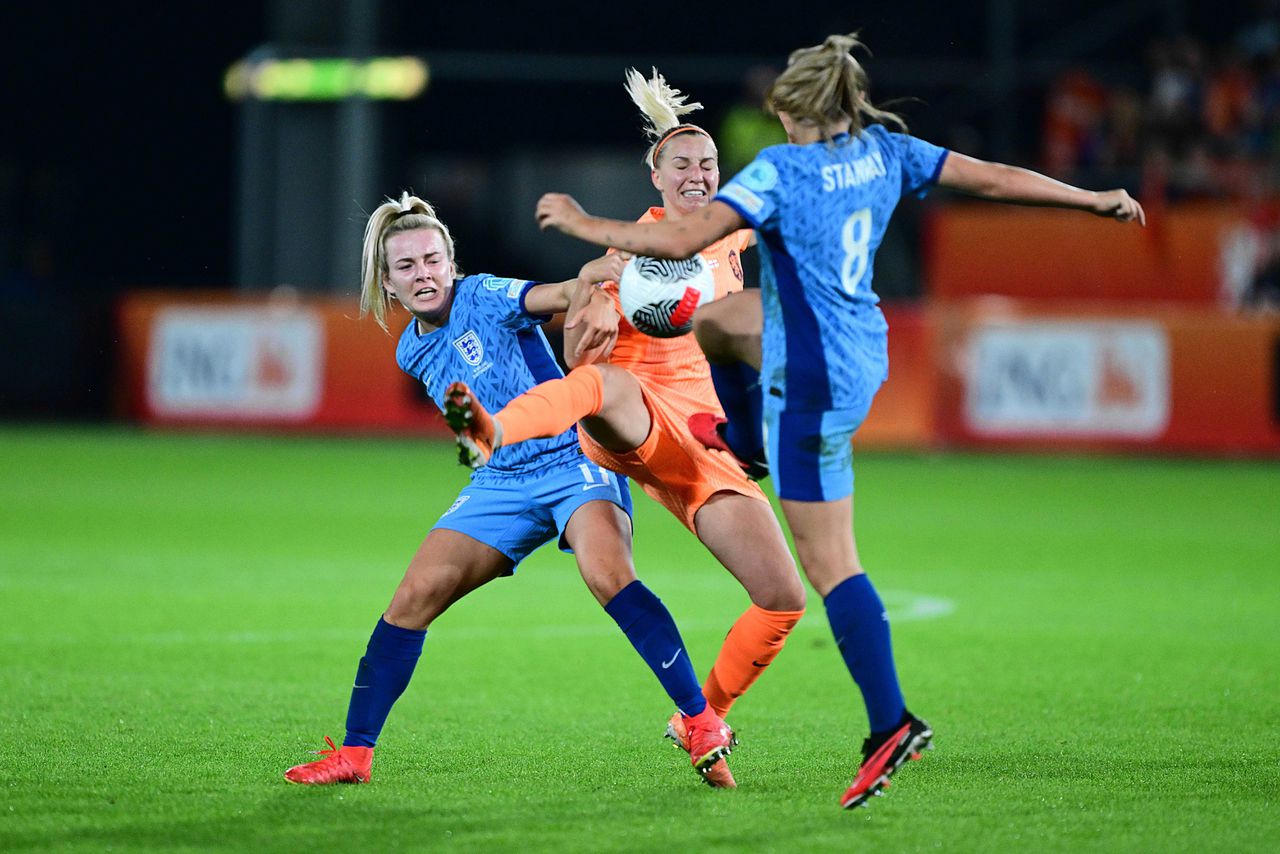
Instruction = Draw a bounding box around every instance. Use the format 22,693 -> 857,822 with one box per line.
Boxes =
431,455 -> 632,570
765,398 -> 876,503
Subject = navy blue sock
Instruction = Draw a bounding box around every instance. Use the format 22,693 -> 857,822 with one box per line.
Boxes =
824,574 -> 906,733
604,581 -> 707,716
344,618 -> 427,748
708,361 -> 764,461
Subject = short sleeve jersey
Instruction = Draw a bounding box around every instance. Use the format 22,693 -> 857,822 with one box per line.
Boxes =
716,125 -> 947,411
602,207 -> 753,387
395,274 -> 579,476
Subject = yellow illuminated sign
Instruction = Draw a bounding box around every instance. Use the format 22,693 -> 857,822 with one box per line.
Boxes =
224,57 -> 429,102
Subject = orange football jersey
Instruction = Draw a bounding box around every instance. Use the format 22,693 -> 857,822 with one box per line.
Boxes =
602,207 -> 753,390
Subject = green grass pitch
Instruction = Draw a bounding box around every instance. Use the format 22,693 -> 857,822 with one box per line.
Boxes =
1,427 -> 1276,852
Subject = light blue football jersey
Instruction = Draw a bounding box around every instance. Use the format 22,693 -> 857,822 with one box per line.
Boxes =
396,273 -> 581,476
717,125 -> 947,412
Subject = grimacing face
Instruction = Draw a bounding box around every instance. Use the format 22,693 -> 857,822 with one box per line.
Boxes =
652,132 -> 719,218
382,227 -> 456,328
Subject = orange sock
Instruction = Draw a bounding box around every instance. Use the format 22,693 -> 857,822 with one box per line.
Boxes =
703,604 -> 804,718
494,365 -> 605,446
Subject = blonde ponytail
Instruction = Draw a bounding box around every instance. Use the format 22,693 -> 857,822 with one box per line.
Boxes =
767,33 -> 905,138
624,67 -> 713,167
358,192 -> 458,331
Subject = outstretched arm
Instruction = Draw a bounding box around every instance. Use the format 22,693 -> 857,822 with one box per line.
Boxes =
521,277 -> 580,315
521,255 -> 622,362
563,253 -> 626,367
535,194 -> 747,258
938,152 -> 1145,225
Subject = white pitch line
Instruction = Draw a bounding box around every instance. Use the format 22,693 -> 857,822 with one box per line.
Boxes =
879,590 -> 957,622
0,591 -> 955,647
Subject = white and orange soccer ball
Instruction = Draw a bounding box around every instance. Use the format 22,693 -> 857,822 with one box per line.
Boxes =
618,254 -> 715,338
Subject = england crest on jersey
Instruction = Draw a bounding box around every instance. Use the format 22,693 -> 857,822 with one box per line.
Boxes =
453,330 -> 484,366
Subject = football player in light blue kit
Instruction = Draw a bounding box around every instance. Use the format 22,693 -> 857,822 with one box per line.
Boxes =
285,192 -> 736,786
535,33 -> 1145,809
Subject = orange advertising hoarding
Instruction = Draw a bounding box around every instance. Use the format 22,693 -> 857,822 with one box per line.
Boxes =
925,203 -> 1243,305
853,304 -> 938,448
116,291 -> 451,435
116,291 -> 1280,456
930,300 -> 1280,454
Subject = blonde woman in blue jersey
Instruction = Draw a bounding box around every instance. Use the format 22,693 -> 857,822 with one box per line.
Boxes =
535,34 -> 1144,810
283,192 -> 736,787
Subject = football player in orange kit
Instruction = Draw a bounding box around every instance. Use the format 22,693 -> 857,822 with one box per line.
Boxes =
444,69 -> 807,788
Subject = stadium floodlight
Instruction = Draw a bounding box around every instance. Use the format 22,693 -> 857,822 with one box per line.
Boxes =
223,56 -> 429,102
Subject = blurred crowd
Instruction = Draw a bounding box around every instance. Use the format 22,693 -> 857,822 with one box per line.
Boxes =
8,13 -> 1280,312
1042,11 -> 1280,203
1039,9 -> 1280,310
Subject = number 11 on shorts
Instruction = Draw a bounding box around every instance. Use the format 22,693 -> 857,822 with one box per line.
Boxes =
579,463 -> 615,491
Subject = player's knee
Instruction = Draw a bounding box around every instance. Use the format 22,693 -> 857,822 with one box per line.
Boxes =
751,576 -> 807,612
385,569 -> 460,628
595,365 -> 641,412
777,579 -> 808,612
795,551 -> 864,598
692,306 -> 730,361
694,296 -> 759,365
581,562 -> 637,607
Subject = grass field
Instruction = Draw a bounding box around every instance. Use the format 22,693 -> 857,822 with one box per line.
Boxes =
1,426 -> 1277,852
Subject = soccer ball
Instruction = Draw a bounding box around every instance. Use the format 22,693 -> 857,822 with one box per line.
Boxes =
618,254 -> 715,338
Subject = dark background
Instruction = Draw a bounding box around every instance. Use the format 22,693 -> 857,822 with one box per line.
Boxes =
2,0 -> 1245,291
0,0 -> 1268,415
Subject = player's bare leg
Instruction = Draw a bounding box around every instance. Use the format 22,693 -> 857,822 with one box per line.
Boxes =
651,493 -> 806,788
565,499 -> 738,788
690,292 -> 768,475
779,497 -> 862,598
285,531 -> 511,785
695,492 -> 805,700
778,494 -> 931,809
575,366 -> 651,453
383,530 -> 513,630
693,290 -> 762,370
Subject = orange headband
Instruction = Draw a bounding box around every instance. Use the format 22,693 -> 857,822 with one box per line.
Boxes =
651,125 -> 711,165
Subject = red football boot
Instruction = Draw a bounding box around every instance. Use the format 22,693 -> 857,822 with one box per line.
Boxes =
840,713 -> 933,809
665,711 -> 737,788
681,707 -> 738,787
687,412 -> 768,481
443,382 -> 500,468
284,736 -> 374,785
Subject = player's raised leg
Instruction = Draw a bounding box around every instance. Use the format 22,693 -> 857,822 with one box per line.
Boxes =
445,365 -> 650,468
692,291 -> 767,474
443,383 -> 500,467
692,492 -> 805,717
285,530 -> 510,784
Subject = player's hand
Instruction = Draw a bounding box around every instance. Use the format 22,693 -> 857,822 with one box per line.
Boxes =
536,193 -> 587,233
578,252 -> 626,287
1091,189 -> 1146,226
565,288 -> 619,361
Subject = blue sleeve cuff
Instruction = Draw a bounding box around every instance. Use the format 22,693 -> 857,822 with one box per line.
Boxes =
517,280 -> 552,324
714,194 -> 762,229
917,150 -> 949,198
